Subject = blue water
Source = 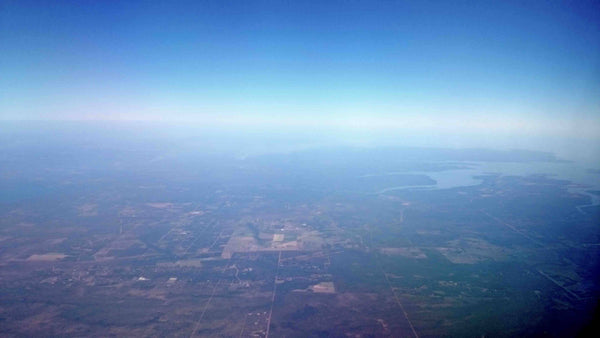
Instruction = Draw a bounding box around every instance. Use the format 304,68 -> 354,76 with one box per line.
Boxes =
372,160 -> 600,210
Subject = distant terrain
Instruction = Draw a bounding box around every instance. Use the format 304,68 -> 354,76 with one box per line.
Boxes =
0,125 -> 598,337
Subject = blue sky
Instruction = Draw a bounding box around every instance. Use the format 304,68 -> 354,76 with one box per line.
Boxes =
1,0 -> 599,141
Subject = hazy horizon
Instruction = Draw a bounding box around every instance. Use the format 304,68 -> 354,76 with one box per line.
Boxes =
2,119 -> 599,167
2,1 -> 600,157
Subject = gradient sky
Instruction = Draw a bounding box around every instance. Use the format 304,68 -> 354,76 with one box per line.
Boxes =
1,0 -> 600,141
